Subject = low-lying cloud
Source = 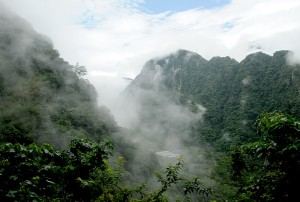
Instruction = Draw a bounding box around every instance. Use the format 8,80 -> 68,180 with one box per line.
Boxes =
1,0 -> 300,108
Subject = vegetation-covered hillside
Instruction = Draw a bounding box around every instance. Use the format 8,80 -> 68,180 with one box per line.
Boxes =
0,7 -> 117,148
1,5 -> 300,201
0,7 -> 213,201
125,49 -> 300,150
122,49 -> 300,201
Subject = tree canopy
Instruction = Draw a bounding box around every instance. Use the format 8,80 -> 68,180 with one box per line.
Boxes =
230,112 -> 300,201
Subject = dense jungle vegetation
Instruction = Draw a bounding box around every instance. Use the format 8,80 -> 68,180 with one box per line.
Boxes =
1,6 -> 300,201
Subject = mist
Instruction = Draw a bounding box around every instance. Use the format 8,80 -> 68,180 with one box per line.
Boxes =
2,0 -> 300,114
0,4 -> 117,149
107,55 -> 215,190
1,1 -> 300,200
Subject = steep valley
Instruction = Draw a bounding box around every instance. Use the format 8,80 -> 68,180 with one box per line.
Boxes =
1,5 -> 300,201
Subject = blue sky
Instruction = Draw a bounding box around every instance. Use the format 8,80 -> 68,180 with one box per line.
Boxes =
138,0 -> 230,13
3,0 -> 300,107
79,0 -> 231,29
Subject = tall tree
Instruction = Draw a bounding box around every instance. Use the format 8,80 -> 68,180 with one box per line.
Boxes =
231,112 -> 300,201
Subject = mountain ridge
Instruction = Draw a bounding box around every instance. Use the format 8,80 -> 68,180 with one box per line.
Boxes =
124,49 -> 300,150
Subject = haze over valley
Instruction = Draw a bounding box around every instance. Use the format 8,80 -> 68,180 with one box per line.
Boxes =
1,1 -> 300,201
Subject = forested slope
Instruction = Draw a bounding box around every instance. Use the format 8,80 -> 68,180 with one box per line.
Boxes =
125,49 -> 300,150
1,4 -> 300,201
0,7 -> 117,148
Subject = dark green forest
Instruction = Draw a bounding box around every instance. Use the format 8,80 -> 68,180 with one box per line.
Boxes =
125,49 -> 300,151
120,49 -> 300,200
0,7 -> 117,147
1,6 -> 300,202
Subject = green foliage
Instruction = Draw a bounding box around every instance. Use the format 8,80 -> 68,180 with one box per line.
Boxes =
3,8 -> 300,201
0,11 -> 117,147
124,50 -> 300,200
125,50 -> 300,152
0,118 -> 33,144
72,63 -> 87,78
0,139 -> 211,201
136,157 -> 211,201
208,152 -> 240,201
0,139 -> 113,201
230,112 -> 300,201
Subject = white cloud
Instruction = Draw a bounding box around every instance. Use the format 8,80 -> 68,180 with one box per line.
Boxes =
1,0 -> 300,107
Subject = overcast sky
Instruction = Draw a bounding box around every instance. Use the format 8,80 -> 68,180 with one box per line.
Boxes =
1,0 -> 300,107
